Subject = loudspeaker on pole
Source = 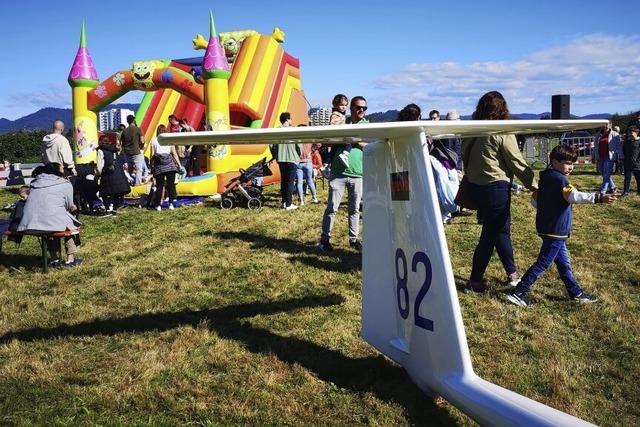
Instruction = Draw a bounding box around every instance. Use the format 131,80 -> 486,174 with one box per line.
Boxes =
551,94 -> 570,119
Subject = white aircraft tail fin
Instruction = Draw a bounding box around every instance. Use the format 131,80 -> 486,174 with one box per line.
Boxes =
361,130 -> 595,426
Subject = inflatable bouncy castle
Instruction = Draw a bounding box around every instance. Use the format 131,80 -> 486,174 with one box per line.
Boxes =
68,12 -> 308,196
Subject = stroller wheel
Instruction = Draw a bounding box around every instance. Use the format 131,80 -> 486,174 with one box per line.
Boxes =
247,197 -> 262,210
220,197 -> 235,210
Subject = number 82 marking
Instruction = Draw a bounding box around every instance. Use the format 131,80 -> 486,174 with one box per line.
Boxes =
395,248 -> 434,331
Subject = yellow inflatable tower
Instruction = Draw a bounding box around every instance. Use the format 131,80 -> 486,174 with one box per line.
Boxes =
68,22 -> 99,164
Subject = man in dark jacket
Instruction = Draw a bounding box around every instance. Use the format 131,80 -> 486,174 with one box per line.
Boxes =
121,115 -> 146,185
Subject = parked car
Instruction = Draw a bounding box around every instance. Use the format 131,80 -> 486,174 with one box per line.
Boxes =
560,131 -> 594,157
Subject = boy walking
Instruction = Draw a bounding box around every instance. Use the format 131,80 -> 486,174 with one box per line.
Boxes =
507,145 -> 616,307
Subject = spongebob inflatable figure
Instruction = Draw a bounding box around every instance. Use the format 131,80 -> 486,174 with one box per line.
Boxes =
132,60 -> 164,90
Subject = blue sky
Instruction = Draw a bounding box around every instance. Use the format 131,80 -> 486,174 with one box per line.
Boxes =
0,0 -> 638,120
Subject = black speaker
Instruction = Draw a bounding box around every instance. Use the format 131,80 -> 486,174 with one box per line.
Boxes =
551,94 -> 570,119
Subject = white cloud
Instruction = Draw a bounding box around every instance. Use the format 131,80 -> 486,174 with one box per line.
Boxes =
2,84 -> 144,119
371,34 -> 640,115
6,84 -> 71,110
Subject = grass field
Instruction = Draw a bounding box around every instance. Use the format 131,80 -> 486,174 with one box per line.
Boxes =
0,166 -> 638,426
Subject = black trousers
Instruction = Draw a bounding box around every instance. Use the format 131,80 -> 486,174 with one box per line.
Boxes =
154,172 -> 177,206
278,162 -> 297,207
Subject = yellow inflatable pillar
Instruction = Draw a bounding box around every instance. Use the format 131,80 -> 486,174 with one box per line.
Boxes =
202,11 -> 231,171
68,22 -> 99,164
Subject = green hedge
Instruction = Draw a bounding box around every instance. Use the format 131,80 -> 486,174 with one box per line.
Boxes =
0,130 -> 48,163
0,130 -> 73,163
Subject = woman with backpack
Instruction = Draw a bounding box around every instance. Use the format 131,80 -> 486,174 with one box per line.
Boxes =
150,124 -> 181,211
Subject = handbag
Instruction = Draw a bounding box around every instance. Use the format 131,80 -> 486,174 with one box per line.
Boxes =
454,138 -> 478,210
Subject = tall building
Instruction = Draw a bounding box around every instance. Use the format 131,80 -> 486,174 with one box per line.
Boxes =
98,108 -> 134,131
308,107 -> 331,126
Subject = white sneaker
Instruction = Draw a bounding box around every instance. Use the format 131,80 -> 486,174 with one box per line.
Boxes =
168,203 -> 175,210
299,198 -> 304,206
338,151 -> 350,168
285,204 -> 298,211
312,197 -> 319,204
156,205 -> 162,211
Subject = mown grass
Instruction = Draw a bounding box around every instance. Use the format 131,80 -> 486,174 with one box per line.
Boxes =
0,166 -> 638,426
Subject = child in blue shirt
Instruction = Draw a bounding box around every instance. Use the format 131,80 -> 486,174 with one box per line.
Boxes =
507,144 -> 616,307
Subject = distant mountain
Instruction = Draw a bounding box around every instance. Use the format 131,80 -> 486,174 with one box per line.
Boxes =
580,113 -> 612,119
0,103 -> 140,133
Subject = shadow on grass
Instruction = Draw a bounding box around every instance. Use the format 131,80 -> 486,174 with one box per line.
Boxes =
211,230 -> 362,274
0,253 -> 44,272
0,293 -> 458,425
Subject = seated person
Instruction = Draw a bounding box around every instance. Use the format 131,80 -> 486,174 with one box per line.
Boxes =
17,163 -> 83,267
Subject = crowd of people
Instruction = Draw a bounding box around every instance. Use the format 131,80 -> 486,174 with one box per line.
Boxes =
5,94 -> 639,307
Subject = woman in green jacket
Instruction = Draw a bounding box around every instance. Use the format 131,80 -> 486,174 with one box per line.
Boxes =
463,91 -> 538,292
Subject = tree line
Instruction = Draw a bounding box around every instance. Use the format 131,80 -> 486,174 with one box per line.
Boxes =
0,130 -> 73,163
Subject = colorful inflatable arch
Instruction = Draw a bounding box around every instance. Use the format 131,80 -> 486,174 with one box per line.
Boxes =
68,13 -> 308,196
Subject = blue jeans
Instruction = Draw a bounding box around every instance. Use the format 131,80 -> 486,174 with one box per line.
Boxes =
598,157 -> 616,194
469,181 -> 516,281
296,161 -> 316,198
126,153 -> 146,185
321,175 -> 362,242
515,238 -> 582,298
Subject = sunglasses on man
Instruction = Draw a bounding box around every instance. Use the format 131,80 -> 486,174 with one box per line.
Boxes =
353,105 -> 368,112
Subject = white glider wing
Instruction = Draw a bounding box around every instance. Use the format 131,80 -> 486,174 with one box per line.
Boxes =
158,119 -> 605,146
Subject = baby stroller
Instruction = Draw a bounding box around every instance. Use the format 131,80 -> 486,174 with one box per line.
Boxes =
219,157 -> 272,210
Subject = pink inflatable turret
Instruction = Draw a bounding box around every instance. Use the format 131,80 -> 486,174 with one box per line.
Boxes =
68,22 -> 99,88
202,10 -> 230,80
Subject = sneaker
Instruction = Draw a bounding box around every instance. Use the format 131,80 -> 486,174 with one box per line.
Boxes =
156,205 -> 162,212
507,273 -> 520,287
284,204 -> 298,211
65,258 -> 84,268
338,151 -> 350,168
318,239 -> 333,251
506,289 -> 529,307
312,197 -> 320,204
571,292 -> 598,303
299,198 -> 305,206
50,259 -> 62,268
349,240 -> 362,251
168,203 -> 175,210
